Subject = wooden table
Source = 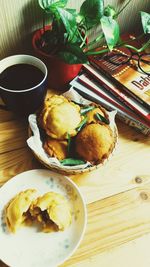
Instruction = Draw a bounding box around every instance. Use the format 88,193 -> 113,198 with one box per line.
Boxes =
0,94 -> 150,267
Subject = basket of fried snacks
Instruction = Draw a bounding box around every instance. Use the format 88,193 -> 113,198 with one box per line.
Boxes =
27,88 -> 118,175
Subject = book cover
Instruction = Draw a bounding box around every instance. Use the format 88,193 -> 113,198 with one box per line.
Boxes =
82,64 -> 150,124
88,34 -> 150,109
69,79 -> 150,135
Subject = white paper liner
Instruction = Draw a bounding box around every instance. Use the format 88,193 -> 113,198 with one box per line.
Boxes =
27,88 -> 117,171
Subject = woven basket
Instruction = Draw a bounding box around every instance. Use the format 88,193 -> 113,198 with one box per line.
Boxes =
28,125 -> 118,175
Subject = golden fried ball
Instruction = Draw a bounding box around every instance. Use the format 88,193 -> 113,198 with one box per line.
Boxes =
29,192 -> 72,232
42,101 -> 82,139
5,189 -> 37,233
75,123 -> 114,164
43,137 -> 68,160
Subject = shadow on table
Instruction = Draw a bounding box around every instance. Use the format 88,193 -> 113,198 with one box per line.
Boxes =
116,119 -> 150,143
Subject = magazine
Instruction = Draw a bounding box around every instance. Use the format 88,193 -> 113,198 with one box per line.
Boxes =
88,35 -> 150,109
69,79 -> 150,135
70,76 -> 127,112
82,65 -> 150,124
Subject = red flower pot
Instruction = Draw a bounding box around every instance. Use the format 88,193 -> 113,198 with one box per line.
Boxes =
32,26 -> 83,90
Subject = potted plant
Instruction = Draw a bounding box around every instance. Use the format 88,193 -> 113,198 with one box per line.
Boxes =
32,0 -> 150,89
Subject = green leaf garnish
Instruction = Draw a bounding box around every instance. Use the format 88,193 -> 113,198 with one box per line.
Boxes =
80,106 -> 95,115
60,158 -> 86,166
95,113 -> 109,124
76,116 -> 87,132
67,133 -> 71,156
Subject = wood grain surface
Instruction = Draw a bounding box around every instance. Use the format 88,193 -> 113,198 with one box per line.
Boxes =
0,98 -> 150,267
62,183 -> 150,266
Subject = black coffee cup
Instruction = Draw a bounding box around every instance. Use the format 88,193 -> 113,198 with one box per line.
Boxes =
0,54 -> 48,116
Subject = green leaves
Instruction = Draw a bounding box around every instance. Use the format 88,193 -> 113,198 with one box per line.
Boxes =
100,16 -> 120,50
80,0 -> 104,29
56,7 -> 78,42
38,0 -> 51,10
104,5 -> 116,18
37,0 -> 149,65
59,43 -> 88,64
141,11 -> 150,34
38,0 -> 68,11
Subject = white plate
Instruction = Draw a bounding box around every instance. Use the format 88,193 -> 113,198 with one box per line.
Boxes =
0,169 -> 87,267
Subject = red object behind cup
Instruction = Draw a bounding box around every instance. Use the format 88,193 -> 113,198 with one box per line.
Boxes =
32,26 -> 82,90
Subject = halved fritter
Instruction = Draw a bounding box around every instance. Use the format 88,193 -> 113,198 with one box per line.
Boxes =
5,189 -> 37,233
29,192 -> 72,232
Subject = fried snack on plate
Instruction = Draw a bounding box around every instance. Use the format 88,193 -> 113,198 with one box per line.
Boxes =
5,189 -> 37,233
75,123 -> 114,164
29,192 -> 72,232
43,137 -> 68,160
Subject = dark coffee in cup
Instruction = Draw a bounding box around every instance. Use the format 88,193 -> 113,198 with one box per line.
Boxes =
0,55 -> 48,116
0,64 -> 45,90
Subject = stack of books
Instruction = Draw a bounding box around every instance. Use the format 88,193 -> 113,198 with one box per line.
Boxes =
69,35 -> 150,135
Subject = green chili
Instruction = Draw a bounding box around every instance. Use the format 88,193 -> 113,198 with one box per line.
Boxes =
60,158 -> 86,166
95,113 -> 109,124
67,133 -> 71,156
80,106 -> 95,115
76,116 -> 87,132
